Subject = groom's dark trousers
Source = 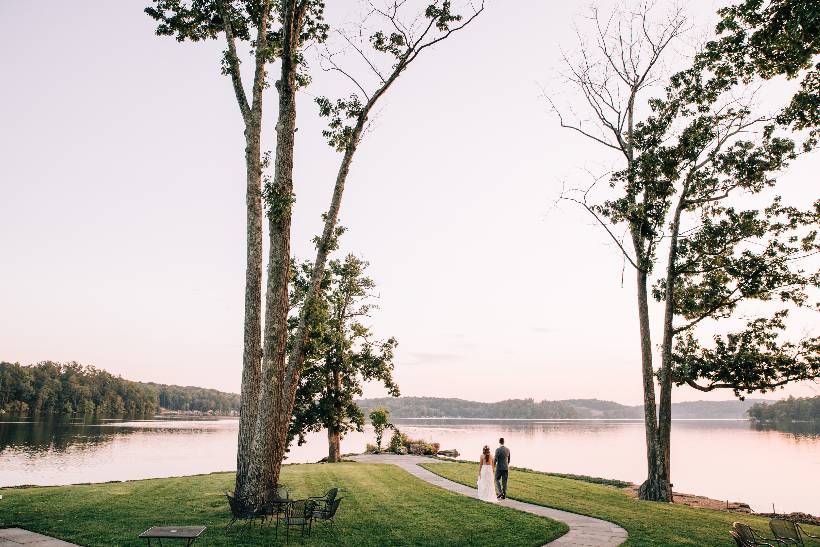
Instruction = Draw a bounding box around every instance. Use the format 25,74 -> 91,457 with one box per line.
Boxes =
494,445 -> 510,497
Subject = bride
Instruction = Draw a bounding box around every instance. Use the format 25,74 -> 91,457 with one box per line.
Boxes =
477,445 -> 497,503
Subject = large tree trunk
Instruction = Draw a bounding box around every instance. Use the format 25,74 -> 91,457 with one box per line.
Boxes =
224,0 -> 271,503
326,367 -> 343,462
327,428 -> 341,463
244,1 -> 301,504
634,263 -> 670,502
235,122 -> 264,499
654,199 -> 686,502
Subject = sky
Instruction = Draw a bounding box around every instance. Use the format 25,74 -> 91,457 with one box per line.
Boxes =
1,0 -> 817,405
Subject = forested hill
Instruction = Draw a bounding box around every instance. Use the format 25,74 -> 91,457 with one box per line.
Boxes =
748,396 -> 820,423
0,361 -> 239,416
357,396 -> 765,419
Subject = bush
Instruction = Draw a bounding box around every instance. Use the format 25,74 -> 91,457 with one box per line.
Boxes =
388,429 -> 404,453
408,443 -> 426,455
365,443 -> 379,454
382,429 -> 441,456
407,442 -> 439,455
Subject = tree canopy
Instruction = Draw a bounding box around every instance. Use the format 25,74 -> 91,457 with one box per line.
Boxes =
0,362 -> 240,416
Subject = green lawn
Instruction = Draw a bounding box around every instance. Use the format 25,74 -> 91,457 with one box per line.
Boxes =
420,462 -> 820,547
0,463 -> 566,546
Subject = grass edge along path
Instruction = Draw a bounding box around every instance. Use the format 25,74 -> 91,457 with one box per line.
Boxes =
0,463 -> 565,547
351,454 -> 627,546
420,461 -> 820,547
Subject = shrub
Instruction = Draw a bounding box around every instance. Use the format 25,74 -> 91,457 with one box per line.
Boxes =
388,429 -> 404,453
365,443 -> 379,454
408,443 -> 427,455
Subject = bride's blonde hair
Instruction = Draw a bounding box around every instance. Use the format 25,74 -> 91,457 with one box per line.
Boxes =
482,445 -> 491,462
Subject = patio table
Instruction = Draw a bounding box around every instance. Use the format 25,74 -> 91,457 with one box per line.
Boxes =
138,525 -> 206,546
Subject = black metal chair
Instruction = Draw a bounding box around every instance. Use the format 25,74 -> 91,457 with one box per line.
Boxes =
732,531 -> 749,547
732,522 -> 784,546
261,485 -> 291,535
308,487 -> 338,512
311,496 -> 343,535
283,499 -> 316,542
224,491 -> 261,529
770,518 -> 820,546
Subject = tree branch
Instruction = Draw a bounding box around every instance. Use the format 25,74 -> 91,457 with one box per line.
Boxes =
217,0 -> 252,124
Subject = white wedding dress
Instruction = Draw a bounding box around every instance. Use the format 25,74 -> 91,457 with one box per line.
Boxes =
477,458 -> 497,503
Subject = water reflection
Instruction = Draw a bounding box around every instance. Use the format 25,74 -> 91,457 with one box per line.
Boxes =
0,417 -> 816,516
750,420 -> 820,438
389,419 -> 819,515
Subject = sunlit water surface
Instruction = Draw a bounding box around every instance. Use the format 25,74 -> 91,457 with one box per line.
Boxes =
0,416 -> 816,514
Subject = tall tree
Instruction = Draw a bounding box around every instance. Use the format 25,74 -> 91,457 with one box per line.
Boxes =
147,0 -> 483,504
288,255 -> 399,462
552,2 -> 819,501
250,0 -> 483,499
549,3 -> 687,501
144,0 -> 328,502
245,0 -> 330,505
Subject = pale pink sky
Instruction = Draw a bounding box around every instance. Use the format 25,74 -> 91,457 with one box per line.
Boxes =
1,0 -> 817,405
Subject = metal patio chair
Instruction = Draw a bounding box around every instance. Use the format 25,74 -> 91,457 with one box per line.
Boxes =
224,491 -> 261,529
311,496 -> 343,535
283,499 -> 316,542
308,487 -> 338,512
732,522 -> 784,546
770,518 -> 820,546
261,485 -> 291,536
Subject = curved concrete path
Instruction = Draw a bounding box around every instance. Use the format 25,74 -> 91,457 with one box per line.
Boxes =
351,454 -> 627,546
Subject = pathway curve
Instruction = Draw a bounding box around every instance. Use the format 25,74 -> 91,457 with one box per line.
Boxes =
350,454 -> 628,546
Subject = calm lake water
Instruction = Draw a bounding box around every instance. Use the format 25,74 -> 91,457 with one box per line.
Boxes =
1,416 -> 817,515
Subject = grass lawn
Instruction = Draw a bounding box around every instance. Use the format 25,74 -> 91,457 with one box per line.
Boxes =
0,463 -> 566,546
420,462 -> 820,547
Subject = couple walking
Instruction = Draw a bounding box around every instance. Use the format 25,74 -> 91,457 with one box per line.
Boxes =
477,437 -> 510,503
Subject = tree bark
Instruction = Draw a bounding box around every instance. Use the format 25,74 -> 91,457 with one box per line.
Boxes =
235,121 -> 264,499
327,365 -> 343,462
327,428 -> 341,463
654,196 -> 687,502
634,261 -> 669,501
224,0 -> 269,501
245,0 -> 302,504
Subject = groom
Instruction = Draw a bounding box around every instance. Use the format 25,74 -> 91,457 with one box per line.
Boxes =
494,437 -> 510,499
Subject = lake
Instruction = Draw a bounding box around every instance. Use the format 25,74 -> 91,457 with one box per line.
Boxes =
1,416 -> 817,515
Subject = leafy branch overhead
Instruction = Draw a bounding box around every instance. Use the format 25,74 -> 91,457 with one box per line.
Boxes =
673,312 -> 820,397
145,0 -> 328,123
695,0 -> 820,150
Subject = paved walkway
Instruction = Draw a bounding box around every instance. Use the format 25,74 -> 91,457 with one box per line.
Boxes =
351,454 -> 628,547
0,528 -> 78,546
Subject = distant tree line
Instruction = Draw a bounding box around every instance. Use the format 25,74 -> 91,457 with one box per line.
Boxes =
358,397 -> 581,419
144,382 -> 240,415
358,396 -> 765,420
748,396 -> 820,423
0,362 -> 239,416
